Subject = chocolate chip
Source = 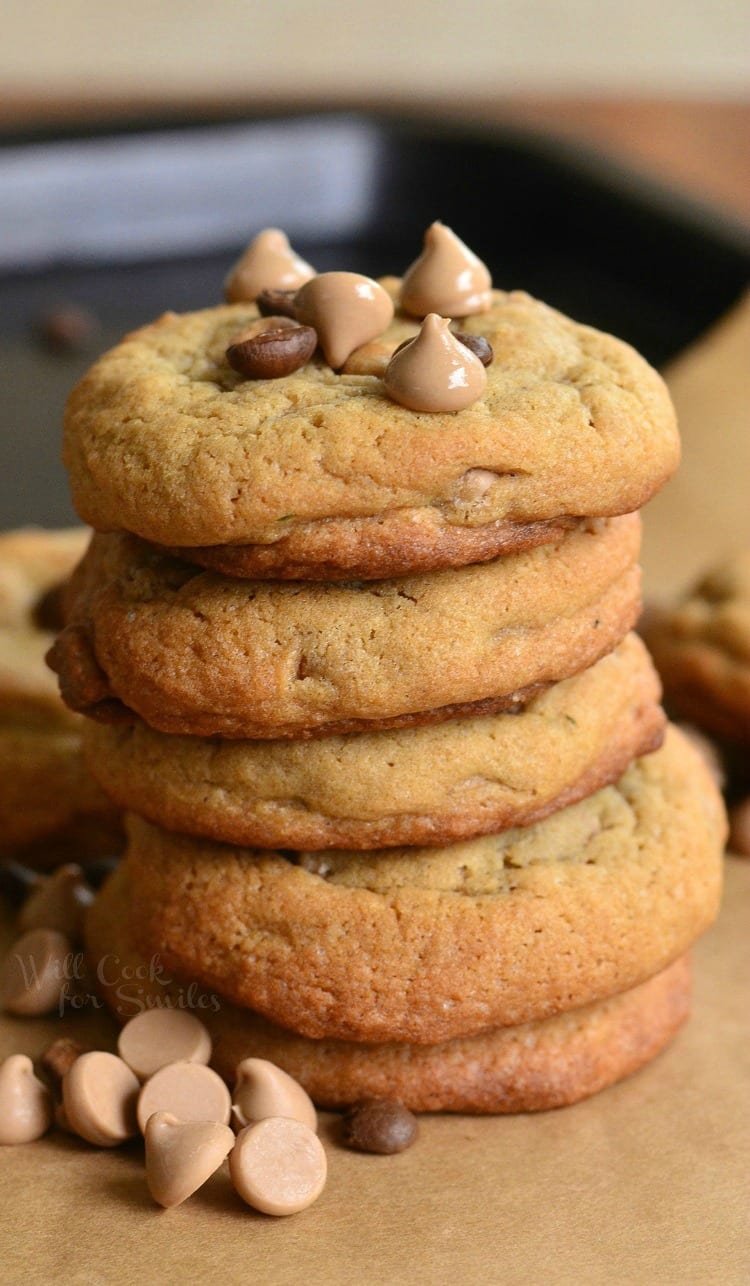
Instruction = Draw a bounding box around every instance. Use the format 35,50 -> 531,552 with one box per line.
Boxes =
40,1038 -> 88,1093
226,325 -> 317,380
0,860 -> 41,907
32,582 -> 67,633
392,332 -> 494,368
36,305 -> 98,354
341,1098 -> 418,1154
231,316 -> 298,343
256,288 -> 299,319
451,331 -> 494,366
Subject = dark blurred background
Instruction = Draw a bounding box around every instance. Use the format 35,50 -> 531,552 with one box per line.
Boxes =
1,0 -> 748,529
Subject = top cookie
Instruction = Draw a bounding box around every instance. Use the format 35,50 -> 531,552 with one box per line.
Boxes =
63,285 -> 678,579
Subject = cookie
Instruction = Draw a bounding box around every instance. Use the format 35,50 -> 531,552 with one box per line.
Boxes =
0,720 -> 121,864
0,527 -> 88,721
122,726 -> 724,1044
49,515 -> 641,738
0,528 -> 121,863
87,866 -> 691,1114
83,633 -> 664,849
644,551 -> 750,744
172,515 -> 585,582
63,287 -> 678,578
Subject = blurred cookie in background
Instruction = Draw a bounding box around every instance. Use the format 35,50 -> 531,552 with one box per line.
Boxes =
642,550 -> 750,854
0,528 -> 122,867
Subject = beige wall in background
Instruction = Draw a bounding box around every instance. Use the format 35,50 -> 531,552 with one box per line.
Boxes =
2,0 -> 748,101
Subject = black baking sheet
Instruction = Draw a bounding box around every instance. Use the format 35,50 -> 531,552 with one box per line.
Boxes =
0,110 -> 748,530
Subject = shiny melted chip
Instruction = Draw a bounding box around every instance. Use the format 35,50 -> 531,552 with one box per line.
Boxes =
294,272 -> 394,369
399,222 -> 492,318
224,229 -> 315,304
384,314 -> 487,412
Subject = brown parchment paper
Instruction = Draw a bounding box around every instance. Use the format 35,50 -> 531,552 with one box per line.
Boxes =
643,290 -> 750,596
1,302 -> 749,1286
0,862 -> 747,1286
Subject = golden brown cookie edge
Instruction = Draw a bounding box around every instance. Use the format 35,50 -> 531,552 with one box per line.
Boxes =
86,866 -> 691,1114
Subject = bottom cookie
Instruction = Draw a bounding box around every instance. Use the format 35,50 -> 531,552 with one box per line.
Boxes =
86,866 -> 691,1114
119,728 -> 722,1044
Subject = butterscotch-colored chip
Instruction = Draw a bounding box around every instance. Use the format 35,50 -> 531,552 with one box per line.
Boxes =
232,1058 -> 317,1132
224,228 -> 314,304
0,1054 -> 53,1145
88,872 -> 695,1114
145,1111 -> 235,1209
229,1118 -> 327,1216
18,864 -> 94,941
117,1008 -> 212,1081
399,222 -> 492,318
63,289 -> 678,581
136,1062 -> 231,1135
0,928 -> 71,1016
62,1051 -> 139,1147
384,314 -> 487,413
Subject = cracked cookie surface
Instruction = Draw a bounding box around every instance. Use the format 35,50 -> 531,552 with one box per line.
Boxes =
63,286 -> 678,577
122,726 -> 725,1044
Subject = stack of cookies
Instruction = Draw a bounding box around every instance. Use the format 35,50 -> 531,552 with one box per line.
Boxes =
50,224 -> 726,1112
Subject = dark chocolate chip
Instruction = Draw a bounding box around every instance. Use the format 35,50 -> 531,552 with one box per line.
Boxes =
40,1037 -> 88,1092
256,289 -> 299,319
451,332 -> 494,366
226,325 -> 317,380
341,1098 -> 419,1154
392,332 -> 493,367
36,306 -> 99,354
